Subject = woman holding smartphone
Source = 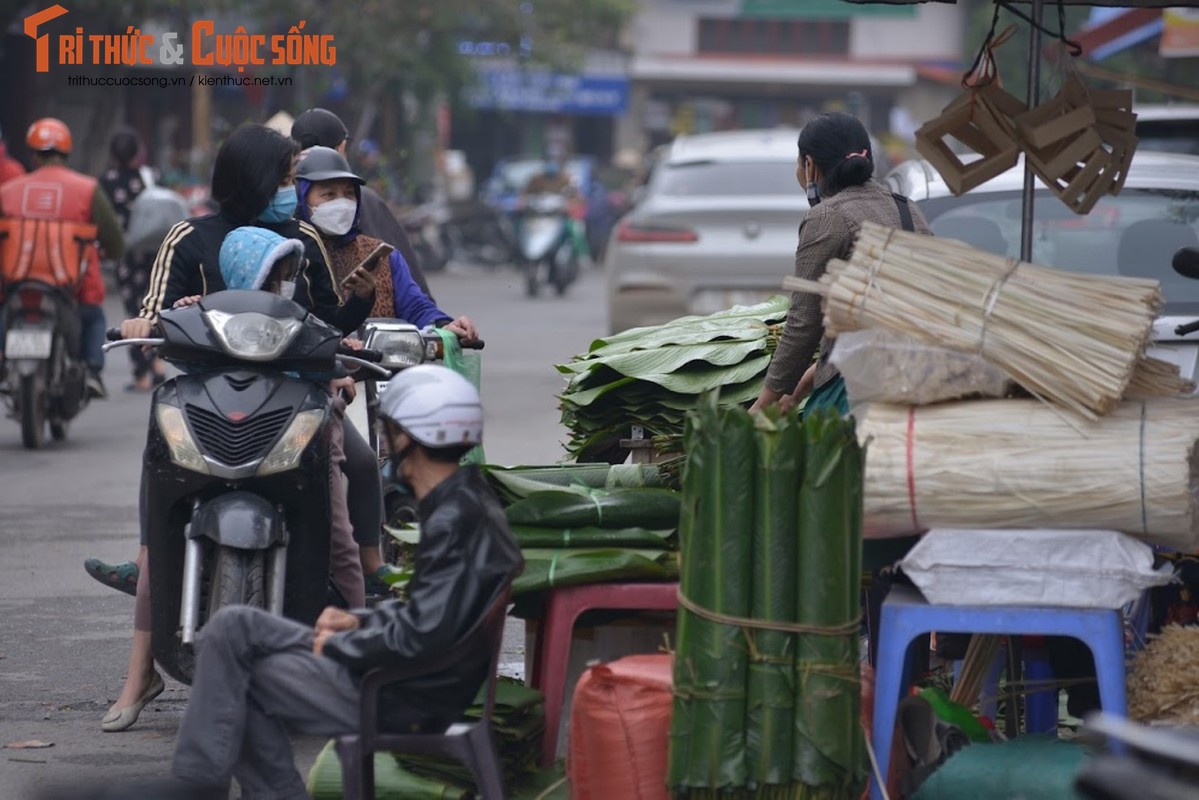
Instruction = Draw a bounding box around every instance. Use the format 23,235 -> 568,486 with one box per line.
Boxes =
296,146 -> 478,341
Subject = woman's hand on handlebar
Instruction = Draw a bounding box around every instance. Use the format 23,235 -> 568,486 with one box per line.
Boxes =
445,315 -> 479,344
119,317 -> 154,340
172,295 -> 203,310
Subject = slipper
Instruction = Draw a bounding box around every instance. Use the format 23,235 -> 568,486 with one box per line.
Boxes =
101,670 -> 164,732
84,558 -> 139,597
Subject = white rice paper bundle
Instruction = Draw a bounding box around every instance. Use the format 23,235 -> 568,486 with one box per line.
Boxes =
858,398 -> 1199,551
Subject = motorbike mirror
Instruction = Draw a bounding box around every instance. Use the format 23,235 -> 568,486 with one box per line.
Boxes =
1172,247 -> 1199,281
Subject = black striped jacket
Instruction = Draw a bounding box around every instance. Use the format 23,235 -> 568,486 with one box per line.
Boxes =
138,212 -> 373,335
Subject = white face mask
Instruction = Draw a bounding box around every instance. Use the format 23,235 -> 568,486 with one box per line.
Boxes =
310,197 -> 357,236
278,280 -> 296,300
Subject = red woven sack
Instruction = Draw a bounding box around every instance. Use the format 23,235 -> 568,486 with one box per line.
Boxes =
568,654 -> 673,800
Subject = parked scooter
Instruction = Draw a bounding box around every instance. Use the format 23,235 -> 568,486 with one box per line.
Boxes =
442,199 -> 516,268
104,290 -> 387,683
2,280 -> 91,448
398,200 -> 451,273
516,194 -> 582,297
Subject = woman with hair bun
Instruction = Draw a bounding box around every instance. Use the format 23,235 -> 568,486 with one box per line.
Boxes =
750,111 -> 932,417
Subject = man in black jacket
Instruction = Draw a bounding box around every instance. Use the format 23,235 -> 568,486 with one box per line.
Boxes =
291,107 -> 434,297
167,365 -> 523,798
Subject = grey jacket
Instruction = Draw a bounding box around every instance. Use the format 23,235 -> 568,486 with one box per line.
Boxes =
764,180 -> 931,395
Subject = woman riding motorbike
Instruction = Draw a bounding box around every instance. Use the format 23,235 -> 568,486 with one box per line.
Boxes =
294,146 -> 480,586
92,124 -> 377,732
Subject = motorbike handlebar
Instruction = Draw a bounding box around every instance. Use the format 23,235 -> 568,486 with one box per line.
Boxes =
340,346 -> 383,362
106,327 -> 123,341
462,339 -> 485,351
1175,320 -> 1199,337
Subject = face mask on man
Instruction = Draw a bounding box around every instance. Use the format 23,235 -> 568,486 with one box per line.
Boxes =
259,186 -> 299,223
310,198 -> 357,236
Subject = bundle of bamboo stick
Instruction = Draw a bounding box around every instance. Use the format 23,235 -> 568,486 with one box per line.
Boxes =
856,398 -> 1199,551
785,222 -> 1163,419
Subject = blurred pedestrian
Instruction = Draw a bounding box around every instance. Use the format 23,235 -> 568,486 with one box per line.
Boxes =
0,124 -> 25,186
291,108 -> 433,297
98,128 -> 167,391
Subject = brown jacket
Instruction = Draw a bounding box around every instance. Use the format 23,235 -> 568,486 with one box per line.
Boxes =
764,180 -> 931,395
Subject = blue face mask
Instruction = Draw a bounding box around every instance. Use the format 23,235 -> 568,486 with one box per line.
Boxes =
258,186 -> 298,224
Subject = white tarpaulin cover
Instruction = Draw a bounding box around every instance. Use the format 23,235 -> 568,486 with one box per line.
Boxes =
901,528 -> 1174,609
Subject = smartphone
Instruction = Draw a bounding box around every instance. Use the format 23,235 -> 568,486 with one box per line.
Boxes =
342,242 -> 394,286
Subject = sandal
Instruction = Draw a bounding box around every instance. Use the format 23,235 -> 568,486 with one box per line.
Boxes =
84,558 -> 139,597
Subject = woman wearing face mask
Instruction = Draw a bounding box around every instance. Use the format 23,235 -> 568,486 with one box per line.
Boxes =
296,146 -> 478,342
293,146 -> 478,593
117,124 -> 377,342
92,126 -> 378,733
750,112 -> 932,417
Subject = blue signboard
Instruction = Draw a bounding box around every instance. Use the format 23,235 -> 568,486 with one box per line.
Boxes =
468,68 -> 629,116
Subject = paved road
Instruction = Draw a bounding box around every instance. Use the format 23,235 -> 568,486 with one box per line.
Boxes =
0,262 -> 607,798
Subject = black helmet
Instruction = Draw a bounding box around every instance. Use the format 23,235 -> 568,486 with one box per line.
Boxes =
291,108 -> 348,150
296,146 -> 364,184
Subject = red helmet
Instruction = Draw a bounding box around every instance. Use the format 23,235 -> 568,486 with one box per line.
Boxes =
26,118 -> 73,155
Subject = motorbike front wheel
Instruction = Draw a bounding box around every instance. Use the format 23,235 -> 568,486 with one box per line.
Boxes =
19,374 -> 45,449
552,252 -> 579,297
207,546 -> 266,620
524,263 -> 541,298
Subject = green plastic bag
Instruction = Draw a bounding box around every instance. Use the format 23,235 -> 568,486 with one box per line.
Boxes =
435,327 -> 485,465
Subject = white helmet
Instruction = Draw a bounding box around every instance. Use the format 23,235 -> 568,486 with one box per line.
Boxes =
377,365 -> 482,449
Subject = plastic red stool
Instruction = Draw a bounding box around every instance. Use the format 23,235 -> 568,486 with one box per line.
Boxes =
529,581 -> 679,766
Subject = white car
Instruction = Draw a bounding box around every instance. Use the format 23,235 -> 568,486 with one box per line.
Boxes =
604,128 -> 806,334
885,151 -> 1199,381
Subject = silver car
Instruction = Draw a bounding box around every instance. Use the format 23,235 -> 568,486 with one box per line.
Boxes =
885,152 -> 1199,381
605,128 -> 806,334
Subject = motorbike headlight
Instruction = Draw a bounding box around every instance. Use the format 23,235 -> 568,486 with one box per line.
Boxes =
257,410 -> 324,476
370,329 -> 428,369
156,404 -> 210,474
204,310 -> 302,362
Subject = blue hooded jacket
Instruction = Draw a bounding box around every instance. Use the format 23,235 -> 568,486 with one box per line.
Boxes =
295,177 -> 450,328
218,226 -> 305,290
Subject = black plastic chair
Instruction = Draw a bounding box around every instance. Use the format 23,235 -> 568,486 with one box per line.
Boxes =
334,587 -> 512,800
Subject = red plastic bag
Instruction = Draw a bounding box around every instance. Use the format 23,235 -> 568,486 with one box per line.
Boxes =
568,654 -> 673,800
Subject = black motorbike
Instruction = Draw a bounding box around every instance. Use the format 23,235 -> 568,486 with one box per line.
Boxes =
2,280 -> 90,448
105,290 -> 385,683
1075,712 -> 1199,799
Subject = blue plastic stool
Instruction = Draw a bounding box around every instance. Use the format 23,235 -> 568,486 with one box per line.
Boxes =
870,586 -> 1127,800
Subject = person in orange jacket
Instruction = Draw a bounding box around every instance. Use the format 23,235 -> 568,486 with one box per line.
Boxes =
0,125 -> 25,187
0,118 -> 125,397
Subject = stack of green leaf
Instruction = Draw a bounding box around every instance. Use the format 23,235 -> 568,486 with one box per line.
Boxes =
482,463 -> 680,595
668,392 -> 866,799
307,680 -> 546,799
557,296 -> 790,460
503,479 -> 682,597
